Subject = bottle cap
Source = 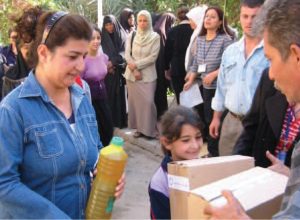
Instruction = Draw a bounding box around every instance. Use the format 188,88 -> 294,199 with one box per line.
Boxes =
111,136 -> 124,147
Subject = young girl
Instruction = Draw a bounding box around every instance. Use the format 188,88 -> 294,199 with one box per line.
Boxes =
149,106 -> 204,219
81,25 -> 114,146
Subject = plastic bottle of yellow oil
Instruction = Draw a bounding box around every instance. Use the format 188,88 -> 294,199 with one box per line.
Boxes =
86,136 -> 127,219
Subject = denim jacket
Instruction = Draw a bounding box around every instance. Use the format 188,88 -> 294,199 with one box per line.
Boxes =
0,72 -> 102,219
212,37 -> 269,115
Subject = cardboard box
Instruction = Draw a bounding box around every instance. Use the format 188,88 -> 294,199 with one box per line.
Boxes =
168,155 -> 254,219
189,167 -> 288,219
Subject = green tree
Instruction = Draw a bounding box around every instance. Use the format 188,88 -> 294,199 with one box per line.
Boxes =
0,0 -> 60,44
148,0 -> 240,28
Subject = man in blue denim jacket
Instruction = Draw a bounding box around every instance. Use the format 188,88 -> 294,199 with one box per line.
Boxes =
210,0 -> 269,156
0,9 -> 106,219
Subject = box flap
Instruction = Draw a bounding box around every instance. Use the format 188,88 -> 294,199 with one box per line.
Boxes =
192,167 -> 288,211
168,155 -> 254,189
169,155 -> 253,167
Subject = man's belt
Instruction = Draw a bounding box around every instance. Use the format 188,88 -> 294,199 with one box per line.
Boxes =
229,111 -> 245,121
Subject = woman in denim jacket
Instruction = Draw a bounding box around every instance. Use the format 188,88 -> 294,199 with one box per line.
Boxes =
0,7 -> 124,219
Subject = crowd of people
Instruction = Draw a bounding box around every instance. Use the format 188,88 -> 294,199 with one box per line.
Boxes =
1,0 -> 300,219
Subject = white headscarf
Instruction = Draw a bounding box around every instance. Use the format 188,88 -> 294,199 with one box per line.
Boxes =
185,5 -> 208,71
134,10 -> 157,46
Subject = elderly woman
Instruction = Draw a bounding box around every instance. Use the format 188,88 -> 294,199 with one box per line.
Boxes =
101,15 -> 127,128
124,10 -> 160,138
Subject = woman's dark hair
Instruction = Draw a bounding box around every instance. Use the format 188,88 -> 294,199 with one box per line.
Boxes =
119,8 -> 135,31
199,6 -> 235,39
15,7 -> 92,68
176,5 -> 189,21
160,106 -> 204,156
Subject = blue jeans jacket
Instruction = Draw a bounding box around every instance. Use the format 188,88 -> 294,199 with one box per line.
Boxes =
0,72 -> 102,219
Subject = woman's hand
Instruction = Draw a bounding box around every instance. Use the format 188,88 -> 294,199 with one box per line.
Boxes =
266,151 -> 290,177
203,72 -> 216,87
133,69 -> 142,81
128,62 -> 137,71
183,72 -> 197,90
107,61 -> 115,74
165,69 -> 171,81
114,173 -> 126,199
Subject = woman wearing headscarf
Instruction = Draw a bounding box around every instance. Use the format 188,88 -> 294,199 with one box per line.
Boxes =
153,12 -> 176,119
164,5 -> 194,104
119,8 -> 136,35
124,10 -> 160,138
185,5 -> 208,71
101,15 -> 128,128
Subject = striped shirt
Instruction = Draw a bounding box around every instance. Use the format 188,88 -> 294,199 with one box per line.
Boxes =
275,106 -> 300,160
189,34 -> 234,89
273,140 -> 300,219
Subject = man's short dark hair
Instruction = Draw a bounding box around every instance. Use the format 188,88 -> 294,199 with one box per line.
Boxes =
240,0 -> 264,8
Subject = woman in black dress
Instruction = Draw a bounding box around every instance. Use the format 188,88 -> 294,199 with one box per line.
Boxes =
101,15 -> 128,128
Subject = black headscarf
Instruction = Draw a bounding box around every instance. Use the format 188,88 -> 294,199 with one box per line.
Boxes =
153,13 -> 176,46
101,15 -> 127,67
119,8 -> 135,34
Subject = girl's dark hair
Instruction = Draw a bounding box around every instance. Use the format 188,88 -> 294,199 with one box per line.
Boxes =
92,24 -> 101,35
199,6 -> 235,39
16,7 -> 92,68
160,106 -> 204,155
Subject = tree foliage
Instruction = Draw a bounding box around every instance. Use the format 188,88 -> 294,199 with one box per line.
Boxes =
0,0 -> 59,44
0,0 -> 241,44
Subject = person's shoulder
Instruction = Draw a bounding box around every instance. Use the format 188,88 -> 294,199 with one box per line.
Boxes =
1,45 -> 10,53
154,32 -> 160,39
222,39 -> 240,53
0,84 -> 24,110
219,33 -> 234,41
101,53 -> 109,62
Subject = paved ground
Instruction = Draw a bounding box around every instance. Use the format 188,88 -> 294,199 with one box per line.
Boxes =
111,128 -> 208,219
112,129 -> 161,219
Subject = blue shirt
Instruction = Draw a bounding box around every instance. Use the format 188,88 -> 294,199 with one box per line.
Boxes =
211,37 -> 269,115
0,72 -> 102,219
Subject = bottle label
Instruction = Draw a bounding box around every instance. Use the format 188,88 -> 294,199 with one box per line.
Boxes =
105,196 -> 115,213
